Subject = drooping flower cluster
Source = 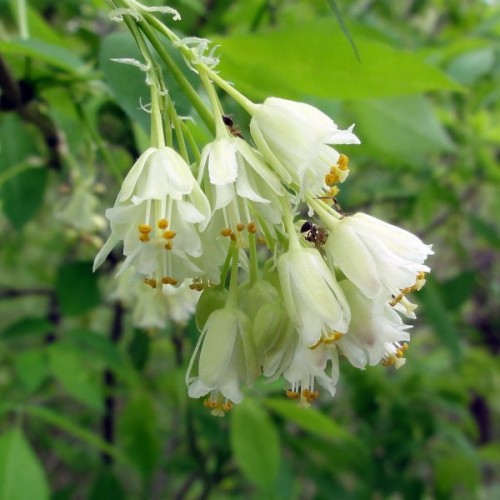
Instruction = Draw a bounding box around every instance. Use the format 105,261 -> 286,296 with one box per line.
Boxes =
95,1 -> 434,416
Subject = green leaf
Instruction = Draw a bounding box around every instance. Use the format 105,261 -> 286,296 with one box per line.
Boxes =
118,394 -> 160,480
0,38 -> 84,73
446,47 -> 495,86
15,349 -> 49,393
0,428 -> 50,500
55,261 -> 101,316
1,167 -> 48,228
89,472 -> 125,500
264,398 -> 357,443
24,406 -> 125,462
213,19 -> 461,101
468,215 -> 500,248
350,95 -> 455,164
48,344 -> 103,411
1,317 -> 53,339
230,398 -> 280,492
418,276 -> 461,362
440,271 -> 476,311
127,329 -> 151,371
99,33 -> 199,132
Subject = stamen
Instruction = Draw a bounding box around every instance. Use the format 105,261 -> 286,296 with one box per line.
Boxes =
138,223 -> 152,234
157,218 -> 169,229
337,154 -> 349,170
220,228 -> 232,237
236,222 -> 245,232
247,221 -> 257,233
285,389 -> 300,400
162,230 -> 177,239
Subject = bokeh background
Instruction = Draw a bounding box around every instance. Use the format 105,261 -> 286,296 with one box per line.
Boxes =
0,0 -> 499,498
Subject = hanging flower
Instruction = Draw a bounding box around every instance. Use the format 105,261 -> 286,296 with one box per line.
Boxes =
278,246 -> 350,347
186,307 -> 258,416
283,340 -> 340,407
324,212 -> 434,301
93,147 -> 211,286
336,281 -> 412,369
199,134 -> 285,249
250,97 -> 360,194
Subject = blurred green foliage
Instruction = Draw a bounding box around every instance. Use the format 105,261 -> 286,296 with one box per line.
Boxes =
0,0 -> 499,498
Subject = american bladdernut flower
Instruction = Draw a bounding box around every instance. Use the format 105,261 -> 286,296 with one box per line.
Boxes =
93,147 -> 211,286
278,245 -> 350,347
250,97 -> 360,195
325,212 -> 433,301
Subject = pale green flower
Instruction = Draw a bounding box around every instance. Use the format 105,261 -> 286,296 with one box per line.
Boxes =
325,212 -> 433,300
186,308 -> 257,415
93,147 -> 211,286
278,246 -> 350,347
337,280 -> 411,369
250,97 -> 359,194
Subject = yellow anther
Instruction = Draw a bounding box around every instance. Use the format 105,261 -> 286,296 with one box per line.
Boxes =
309,339 -> 322,350
302,389 -> 319,402
162,230 -> 177,239
222,402 -> 233,412
139,234 -> 150,243
402,342 -> 409,352
143,278 -> 157,289
164,241 -> 173,250
337,154 -> 349,170
247,222 -> 257,233
382,356 -> 395,367
324,172 -> 337,187
189,283 -> 196,290
220,228 -> 232,237
138,224 -> 152,234
257,237 -> 266,245
157,218 -> 169,229
285,390 -> 300,400
170,278 -> 178,286
230,233 -> 237,241
236,222 -> 245,232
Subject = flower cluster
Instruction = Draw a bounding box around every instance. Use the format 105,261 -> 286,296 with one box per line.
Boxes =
95,1 -> 433,416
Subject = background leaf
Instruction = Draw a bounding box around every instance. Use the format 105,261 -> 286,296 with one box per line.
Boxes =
0,428 -> 50,500
230,398 -> 280,492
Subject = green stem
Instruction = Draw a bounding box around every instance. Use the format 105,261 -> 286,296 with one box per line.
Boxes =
200,72 -> 225,137
131,11 -> 215,133
227,244 -> 240,306
281,196 -> 300,250
248,231 -> 259,285
16,0 -> 29,39
305,194 -> 342,226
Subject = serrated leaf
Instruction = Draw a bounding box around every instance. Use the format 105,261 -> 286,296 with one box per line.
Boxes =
264,398 -> 356,443
56,261 -> 101,316
0,428 -> 50,500
230,398 -> 280,492
351,95 -> 455,164
48,344 -> 103,411
0,38 -> 84,73
1,167 -> 47,228
213,19 -> 461,101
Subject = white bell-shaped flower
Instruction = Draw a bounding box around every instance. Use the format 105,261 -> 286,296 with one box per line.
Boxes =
250,97 -> 359,194
186,307 -> 258,415
325,212 -> 434,300
283,340 -> 340,407
336,281 -> 411,369
93,147 -> 211,286
278,246 -> 350,347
